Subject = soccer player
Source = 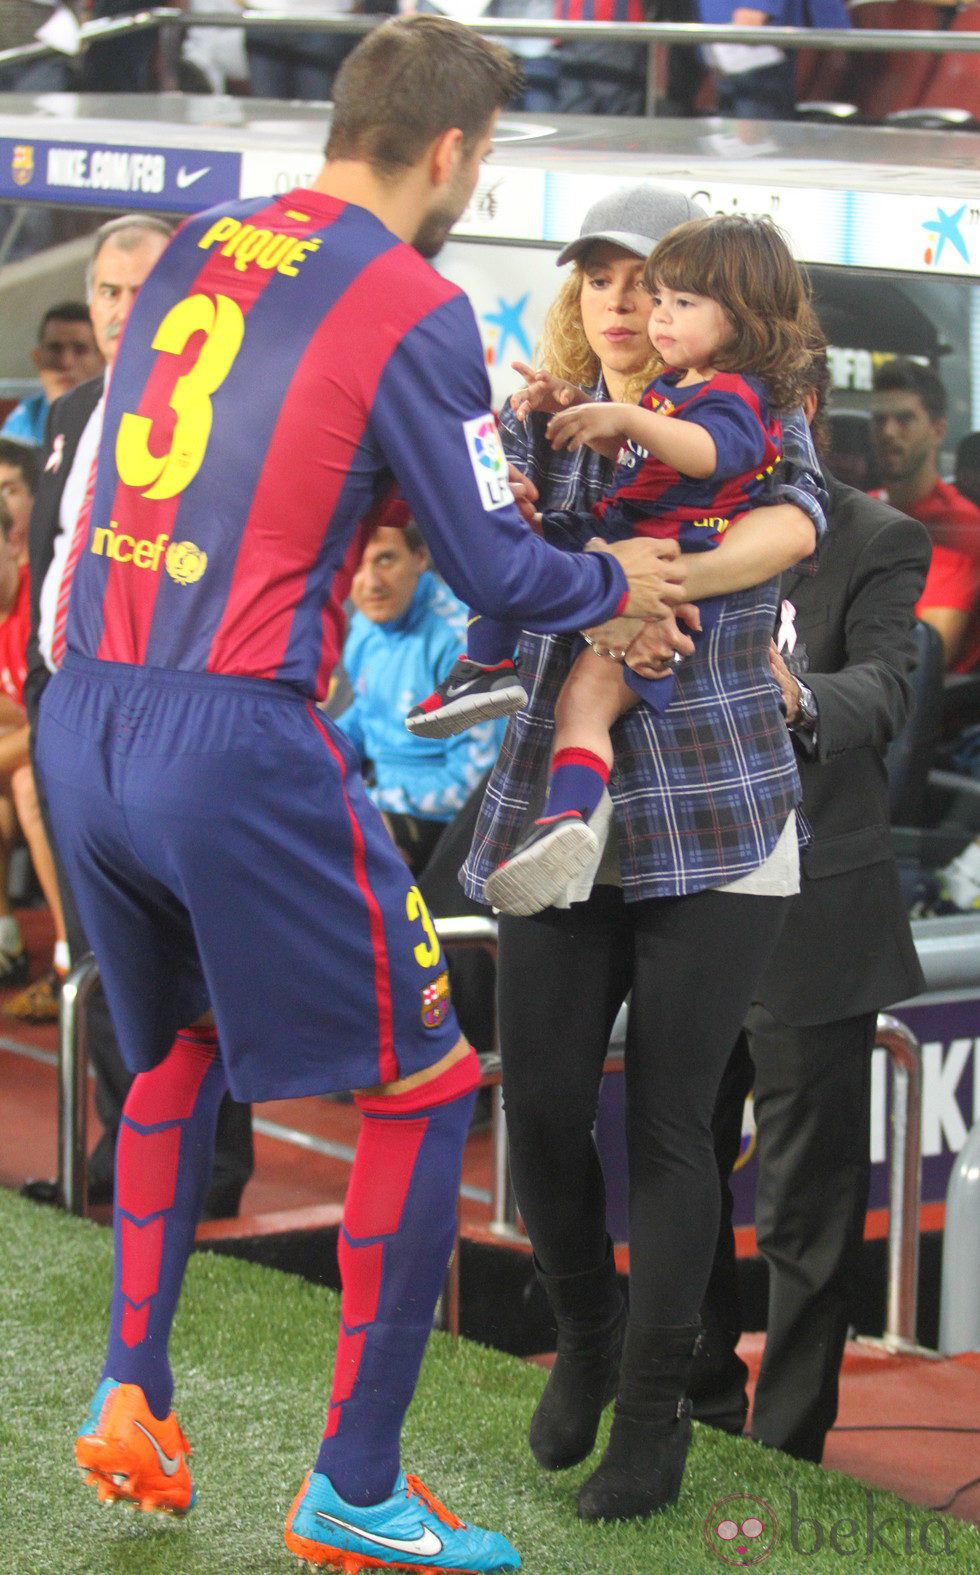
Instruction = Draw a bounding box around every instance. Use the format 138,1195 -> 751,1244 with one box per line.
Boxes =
36,15 -> 685,1572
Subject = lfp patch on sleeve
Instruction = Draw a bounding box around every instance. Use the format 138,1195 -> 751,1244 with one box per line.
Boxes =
462,414 -> 515,512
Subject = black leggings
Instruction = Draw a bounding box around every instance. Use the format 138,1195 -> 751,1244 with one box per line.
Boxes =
497,884 -> 786,1327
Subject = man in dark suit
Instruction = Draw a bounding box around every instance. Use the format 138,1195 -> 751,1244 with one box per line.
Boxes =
689,389 -> 931,1462
25,214 -> 253,1214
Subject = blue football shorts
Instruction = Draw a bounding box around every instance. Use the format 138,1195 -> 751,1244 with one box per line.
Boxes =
36,655 -> 461,1101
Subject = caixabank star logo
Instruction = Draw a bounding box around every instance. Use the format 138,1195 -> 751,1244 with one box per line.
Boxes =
922,205 -> 970,268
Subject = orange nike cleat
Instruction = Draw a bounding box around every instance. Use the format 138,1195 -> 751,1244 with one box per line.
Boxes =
75,1379 -> 196,1516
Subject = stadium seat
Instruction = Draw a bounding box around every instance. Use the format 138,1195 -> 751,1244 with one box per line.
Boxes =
843,0 -> 948,119
888,1 -> 980,124
795,44 -> 856,114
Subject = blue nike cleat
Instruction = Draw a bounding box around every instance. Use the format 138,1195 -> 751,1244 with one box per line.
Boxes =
284,1468 -> 521,1573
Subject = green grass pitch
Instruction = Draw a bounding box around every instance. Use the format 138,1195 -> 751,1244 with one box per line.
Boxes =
1,1186 -> 977,1574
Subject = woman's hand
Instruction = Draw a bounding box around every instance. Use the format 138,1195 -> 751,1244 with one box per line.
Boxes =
510,361 -> 588,422
584,603 -> 700,674
546,402 -> 634,460
625,608 -> 700,677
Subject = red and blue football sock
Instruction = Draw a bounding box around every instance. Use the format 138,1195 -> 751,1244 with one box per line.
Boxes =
314,1049 -> 480,1506
539,747 -> 610,824
102,1026 -> 227,1421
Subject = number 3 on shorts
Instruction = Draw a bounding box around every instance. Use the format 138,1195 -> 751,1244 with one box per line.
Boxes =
116,293 -> 245,502
406,885 -> 441,969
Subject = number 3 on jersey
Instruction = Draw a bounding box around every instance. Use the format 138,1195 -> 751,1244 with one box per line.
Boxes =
116,293 -> 245,502
406,885 -> 441,969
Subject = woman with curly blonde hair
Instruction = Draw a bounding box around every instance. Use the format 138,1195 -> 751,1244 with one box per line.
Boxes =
453,185 -> 830,1527
478,211 -> 818,913
533,258 -> 660,408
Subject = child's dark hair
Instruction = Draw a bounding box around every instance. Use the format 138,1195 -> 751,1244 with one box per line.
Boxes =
643,214 -> 814,410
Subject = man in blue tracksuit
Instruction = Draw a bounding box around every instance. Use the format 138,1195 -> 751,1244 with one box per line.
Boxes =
336,515 -> 504,876
697,0 -> 850,119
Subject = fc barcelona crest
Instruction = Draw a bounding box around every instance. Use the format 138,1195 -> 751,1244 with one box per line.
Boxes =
421,971 -> 451,1029
12,145 -> 34,187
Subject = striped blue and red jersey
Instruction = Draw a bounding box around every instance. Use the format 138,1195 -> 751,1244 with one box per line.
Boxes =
554,0 -> 644,20
66,188 -> 628,698
593,369 -> 782,550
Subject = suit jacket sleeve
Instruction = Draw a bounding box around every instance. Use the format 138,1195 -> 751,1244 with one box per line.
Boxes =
804,507 -> 931,762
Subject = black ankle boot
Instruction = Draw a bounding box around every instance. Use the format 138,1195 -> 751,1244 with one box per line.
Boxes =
529,1244 -> 626,1471
577,1321 -> 702,1521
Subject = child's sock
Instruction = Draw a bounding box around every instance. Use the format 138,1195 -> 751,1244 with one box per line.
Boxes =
466,613 -> 517,670
540,747 -> 610,823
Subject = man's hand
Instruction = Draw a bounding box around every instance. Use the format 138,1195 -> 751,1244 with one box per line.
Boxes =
510,361 -> 588,422
507,461 -> 539,529
546,401 -> 634,460
590,537 -> 689,621
769,639 -> 799,722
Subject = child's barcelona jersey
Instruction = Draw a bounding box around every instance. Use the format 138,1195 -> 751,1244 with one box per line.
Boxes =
66,189 -> 626,699
593,368 -> 782,550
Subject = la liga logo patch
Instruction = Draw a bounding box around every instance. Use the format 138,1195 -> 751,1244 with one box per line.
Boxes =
462,413 -> 514,512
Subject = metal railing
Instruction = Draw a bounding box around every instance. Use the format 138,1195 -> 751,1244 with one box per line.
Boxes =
2,10 -> 978,117
56,948 -> 925,1345
875,1012 -> 923,1350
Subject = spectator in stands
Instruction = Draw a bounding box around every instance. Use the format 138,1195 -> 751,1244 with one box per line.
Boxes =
0,493 -> 70,1000
0,438 -> 40,565
25,214 -> 253,1214
80,2 -> 157,90
955,431 -> 980,513
870,359 -> 980,671
2,303 -> 102,448
182,0 -> 250,93
0,495 -> 33,983
0,443 -> 70,1015
698,0 -> 849,120
337,514 -> 504,878
689,353 -> 930,1462
461,183 -> 822,1523
550,0 -> 648,115
246,0 -> 361,100
0,2 -> 79,90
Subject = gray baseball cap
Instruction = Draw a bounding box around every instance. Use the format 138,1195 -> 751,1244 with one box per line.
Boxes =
556,186 -> 708,267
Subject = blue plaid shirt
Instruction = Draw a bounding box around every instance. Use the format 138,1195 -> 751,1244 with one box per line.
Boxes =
461,381 -> 825,902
